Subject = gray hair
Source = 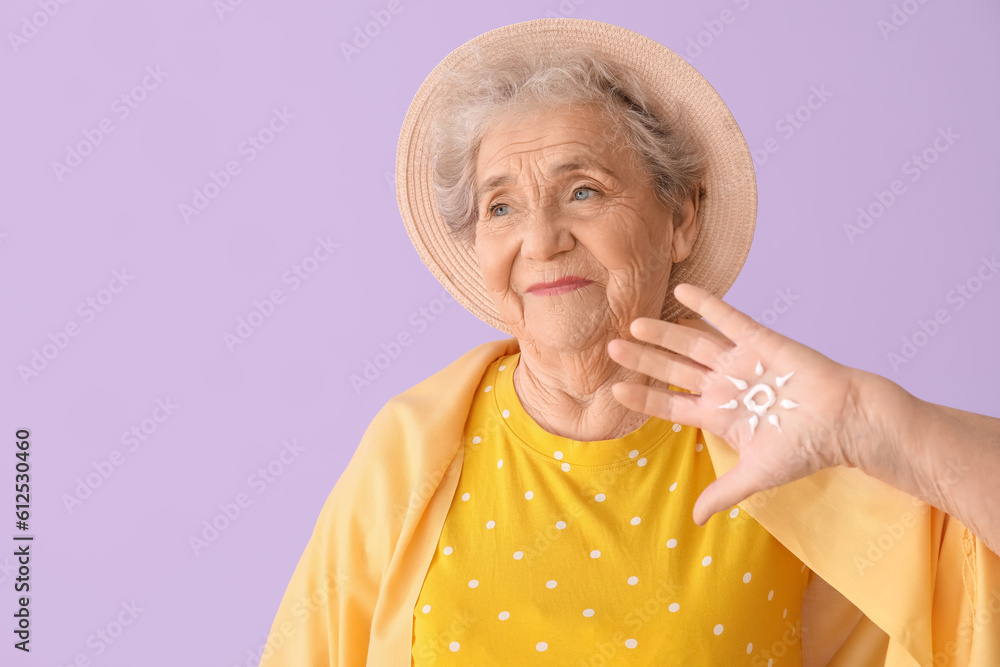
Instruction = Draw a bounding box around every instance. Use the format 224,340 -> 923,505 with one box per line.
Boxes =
429,45 -> 708,248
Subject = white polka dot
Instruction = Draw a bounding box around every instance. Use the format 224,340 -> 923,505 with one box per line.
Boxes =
472,436 -> 481,444
499,365 -> 506,371
502,409 -> 510,418
546,580 -> 557,589
730,507 -> 740,518
669,482 -> 677,492
422,604 -> 431,613
536,642 -> 548,652
468,579 -> 479,588
590,550 -> 601,558
497,459 -> 503,468
628,449 -> 639,458
513,551 -> 524,560
768,589 -> 774,601
553,450 -> 563,460
702,556 -> 712,567
625,638 -> 638,649
524,490 -> 533,500
747,643 -> 753,654
668,603 -> 680,612
695,442 -> 704,452
672,423 -> 682,432
637,457 -> 647,467
714,624 -> 724,636
556,520 -> 567,529
743,572 -> 752,583
630,516 -> 641,525
666,538 -> 677,548
627,575 -> 638,585
783,608 -> 787,619
498,611 -> 510,620
561,462 -> 571,472
595,493 -> 606,502
449,641 -> 460,652
485,385 -> 493,392
583,608 -> 595,617
486,520 -> 495,529
461,492 -> 470,501
443,546 -> 453,555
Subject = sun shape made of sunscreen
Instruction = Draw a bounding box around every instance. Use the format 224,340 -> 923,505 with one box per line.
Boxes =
716,360 -> 798,436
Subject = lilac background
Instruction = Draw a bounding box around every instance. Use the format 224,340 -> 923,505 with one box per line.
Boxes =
1,0 -> 998,664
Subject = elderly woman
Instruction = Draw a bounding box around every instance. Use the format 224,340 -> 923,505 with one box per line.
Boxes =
259,18 -> 1000,666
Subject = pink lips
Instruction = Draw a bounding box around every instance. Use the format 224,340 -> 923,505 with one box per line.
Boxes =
526,276 -> 593,296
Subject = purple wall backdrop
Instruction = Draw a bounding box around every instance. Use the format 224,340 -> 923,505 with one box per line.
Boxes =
1,0 -> 998,664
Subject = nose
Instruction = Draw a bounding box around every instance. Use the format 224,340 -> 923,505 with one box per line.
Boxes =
519,204 -> 575,262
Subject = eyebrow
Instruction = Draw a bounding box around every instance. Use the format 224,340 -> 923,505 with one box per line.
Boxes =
475,159 -> 616,200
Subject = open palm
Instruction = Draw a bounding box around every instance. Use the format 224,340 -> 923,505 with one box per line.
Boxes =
607,283 -> 863,525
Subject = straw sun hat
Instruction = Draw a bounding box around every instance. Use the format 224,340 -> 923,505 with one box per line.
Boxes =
395,17 -> 756,333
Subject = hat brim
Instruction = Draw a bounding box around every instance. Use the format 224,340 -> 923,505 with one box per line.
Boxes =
396,18 -> 756,335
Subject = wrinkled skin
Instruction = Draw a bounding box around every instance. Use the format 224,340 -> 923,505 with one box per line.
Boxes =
472,101 -> 698,442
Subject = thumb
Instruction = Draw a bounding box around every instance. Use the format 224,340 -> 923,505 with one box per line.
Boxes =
692,458 -> 768,526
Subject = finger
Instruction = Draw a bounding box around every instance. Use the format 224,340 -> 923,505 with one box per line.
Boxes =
673,283 -> 773,351
629,317 -> 733,370
610,382 -> 703,427
691,458 -> 767,526
607,338 -> 710,393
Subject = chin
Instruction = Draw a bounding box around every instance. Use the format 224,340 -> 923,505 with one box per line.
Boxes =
524,317 -> 610,352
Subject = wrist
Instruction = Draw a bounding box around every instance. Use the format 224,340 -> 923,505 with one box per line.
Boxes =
838,368 -> 999,553
842,367 -> 936,501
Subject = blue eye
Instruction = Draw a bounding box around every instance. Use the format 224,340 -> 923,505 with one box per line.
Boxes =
574,188 -> 596,200
488,203 -> 509,217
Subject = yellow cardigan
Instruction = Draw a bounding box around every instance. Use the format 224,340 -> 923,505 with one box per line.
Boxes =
258,334 -> 1000,666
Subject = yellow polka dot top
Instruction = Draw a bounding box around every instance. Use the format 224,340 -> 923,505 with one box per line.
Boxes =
412,352 -> 811,665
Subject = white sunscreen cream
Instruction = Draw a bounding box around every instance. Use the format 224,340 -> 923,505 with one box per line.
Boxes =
717,360 -> 798,437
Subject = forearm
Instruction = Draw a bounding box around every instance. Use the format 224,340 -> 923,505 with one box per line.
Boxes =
849,369 -> 1000,555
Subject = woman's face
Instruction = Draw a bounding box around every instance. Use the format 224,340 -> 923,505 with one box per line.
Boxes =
473,102 -> 698,353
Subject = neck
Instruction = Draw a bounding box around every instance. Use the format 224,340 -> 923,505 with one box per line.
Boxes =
511,337 -> 667,442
